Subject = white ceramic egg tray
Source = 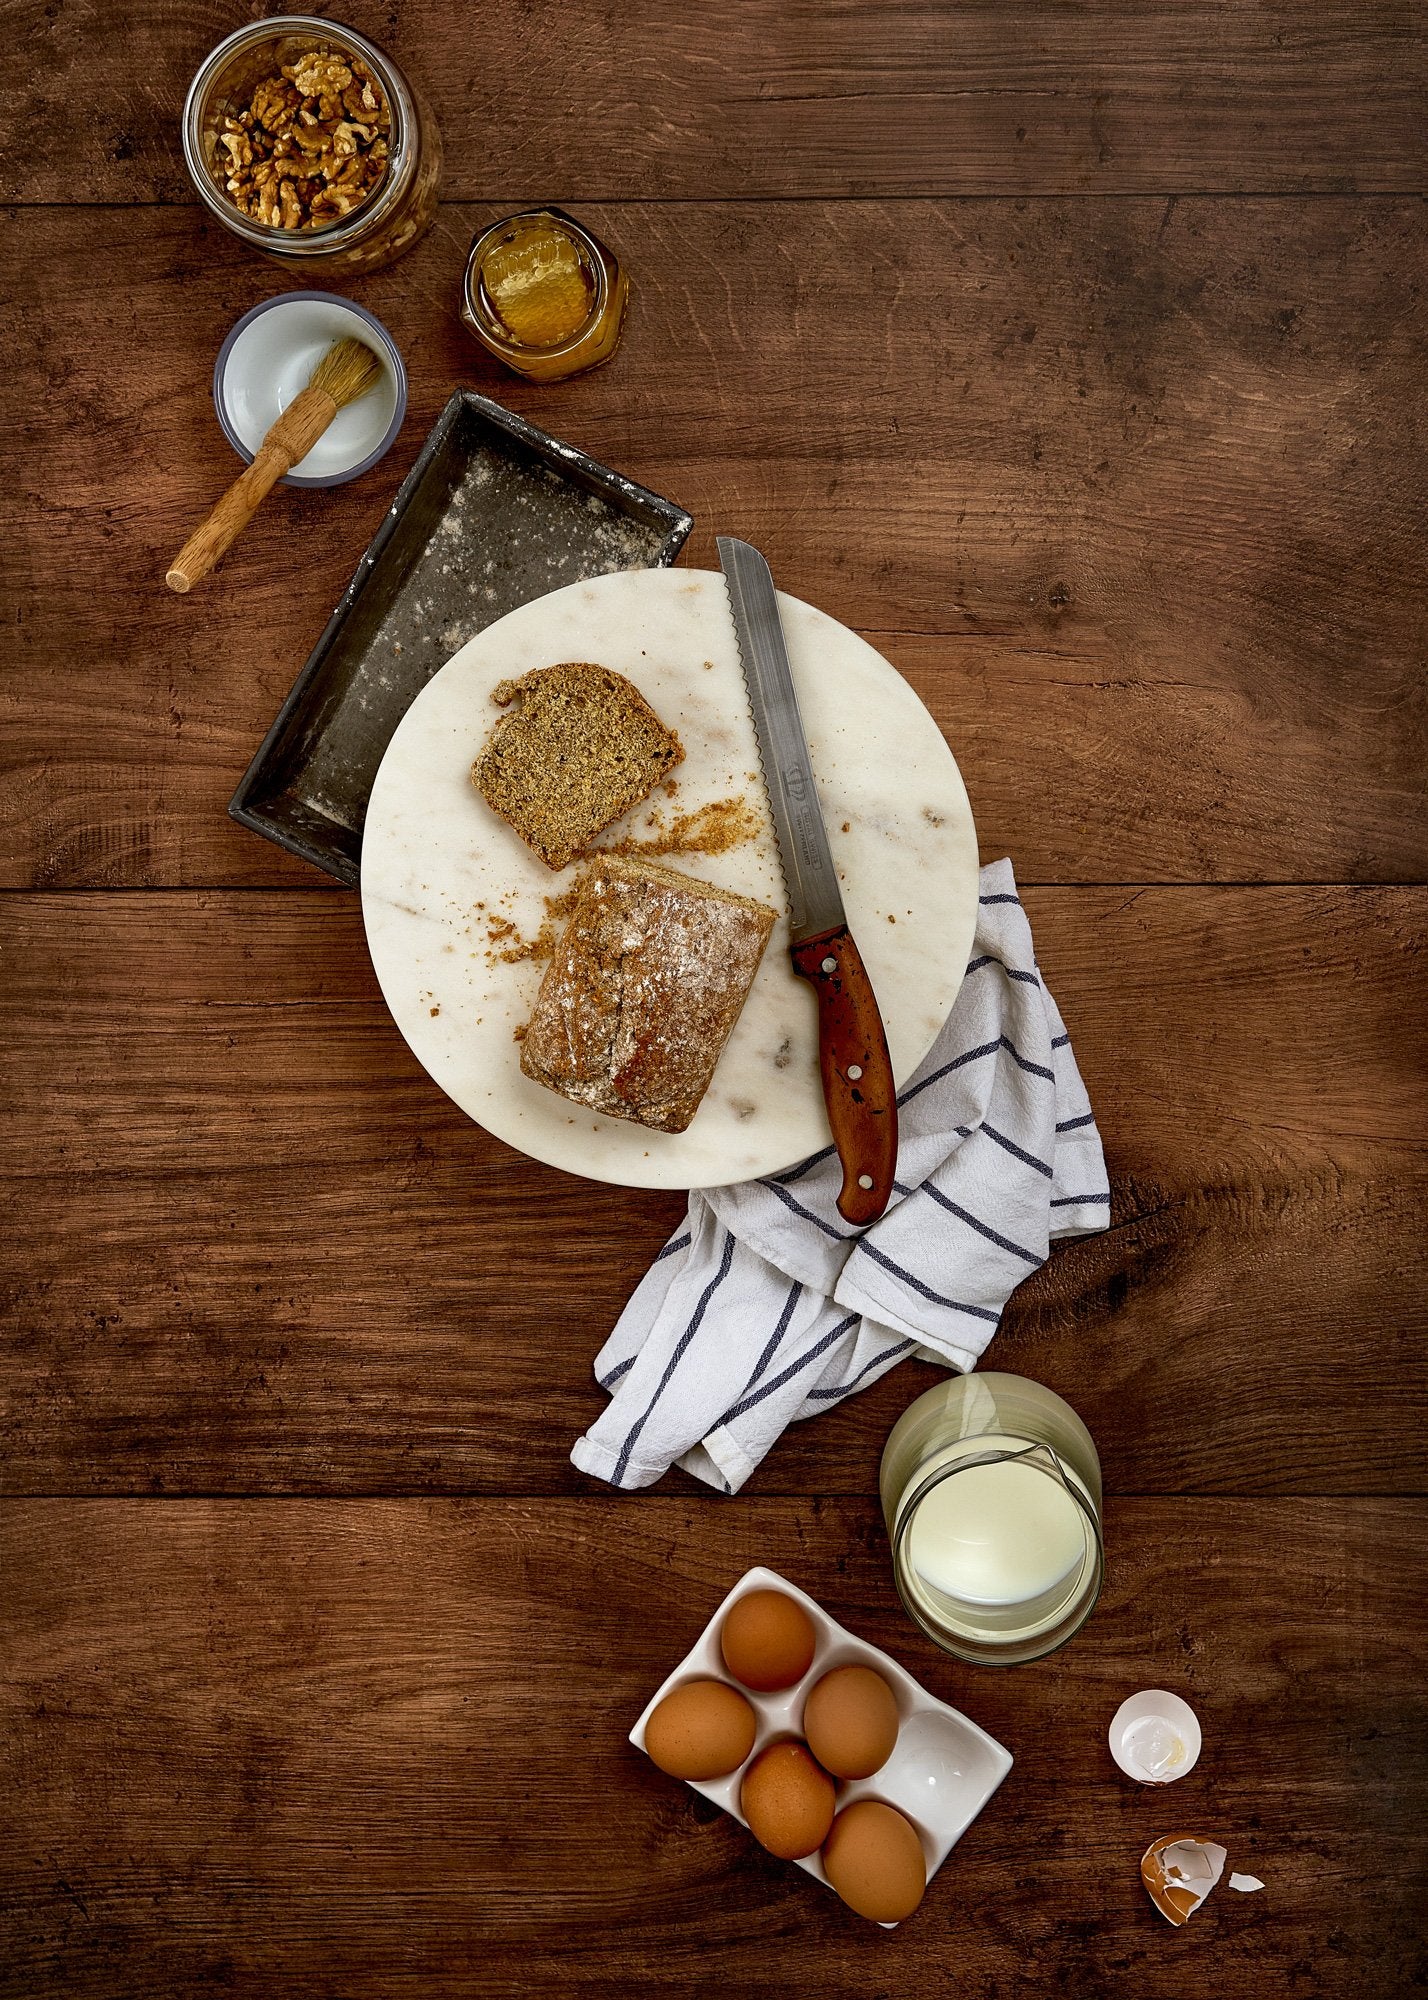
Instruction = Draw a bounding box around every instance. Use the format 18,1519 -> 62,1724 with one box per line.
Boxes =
629,1566 -> 1013,1925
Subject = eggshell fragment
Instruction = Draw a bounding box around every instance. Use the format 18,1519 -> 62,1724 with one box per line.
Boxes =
1229,1872 -> 1265,1893
823,1800 -> 927,1922
1141,1834 -> 1228,1925
643,1679 -> 757,1781
803,1664 -> 901,1779
721,1588 -> 818,1691
1109,1690 -> 1202,1783
740,1741 -> 837,1859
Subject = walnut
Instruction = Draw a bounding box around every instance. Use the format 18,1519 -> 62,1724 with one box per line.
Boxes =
217,47 -> 391,230
251,77 -> 298,134
285,52 -> 353,97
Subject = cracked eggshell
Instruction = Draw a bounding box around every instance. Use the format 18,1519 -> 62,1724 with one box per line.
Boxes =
1141,1834 -> 1228,1925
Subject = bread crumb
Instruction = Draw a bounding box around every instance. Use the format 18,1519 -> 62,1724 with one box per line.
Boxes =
483,798 -> 765,969
598,795 -> 763,862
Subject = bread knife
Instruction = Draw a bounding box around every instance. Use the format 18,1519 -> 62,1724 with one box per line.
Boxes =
718,537 -> 898,1224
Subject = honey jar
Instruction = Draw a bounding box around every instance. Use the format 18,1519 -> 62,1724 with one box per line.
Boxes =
461,210 -> 629,382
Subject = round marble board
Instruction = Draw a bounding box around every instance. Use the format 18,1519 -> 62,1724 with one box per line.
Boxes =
361,567 -> 979,1189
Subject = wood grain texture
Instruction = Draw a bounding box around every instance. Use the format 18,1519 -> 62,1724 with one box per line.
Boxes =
2,886 -> 1423,1496
1,1497 -> 1423,1998
3,199 -> 1424,888
4,3 -> 1427,1986
1,0 -> 1423,204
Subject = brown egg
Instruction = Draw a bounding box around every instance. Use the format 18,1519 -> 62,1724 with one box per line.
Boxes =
822,1800 -> 927,1922
740,1740 -> 837,1859
802,1664 -> 901,1779
644,1679 -> 757,1780
720,1588 -> 817,1692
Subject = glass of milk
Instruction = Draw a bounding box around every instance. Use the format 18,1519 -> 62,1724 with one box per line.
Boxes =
880,1374 -> 1104,1664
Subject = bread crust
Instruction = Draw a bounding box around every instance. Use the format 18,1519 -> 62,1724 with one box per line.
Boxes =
520,857 -> 777,1132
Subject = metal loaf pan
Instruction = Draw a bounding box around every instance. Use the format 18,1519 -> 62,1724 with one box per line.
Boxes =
230,389 -> 694,885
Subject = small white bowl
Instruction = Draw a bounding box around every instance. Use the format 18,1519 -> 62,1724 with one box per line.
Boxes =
630,1565 -> 1013,1926
212,291 -> 406,487
1108,1689 -> 1203,1783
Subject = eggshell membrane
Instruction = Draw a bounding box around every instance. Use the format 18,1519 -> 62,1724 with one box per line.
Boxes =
803,1664 -> 901,1779
643,1679 -> 757,1781
822,1800 -> 927,1922
740,1742 -> 837,1860
720,1589 -> 818,1692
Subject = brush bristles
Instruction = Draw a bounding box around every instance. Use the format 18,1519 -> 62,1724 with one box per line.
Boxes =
308,336 -> 384,409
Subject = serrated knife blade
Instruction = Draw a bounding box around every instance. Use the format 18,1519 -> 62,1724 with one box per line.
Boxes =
718,536 -> 898,1224
717,537 -> 846,943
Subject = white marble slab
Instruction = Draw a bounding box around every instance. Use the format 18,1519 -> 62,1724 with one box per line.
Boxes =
361,567 -> 978,1188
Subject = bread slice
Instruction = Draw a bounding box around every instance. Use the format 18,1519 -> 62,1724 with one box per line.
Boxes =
471,662 -> 683,869
519,856 -> 777,1133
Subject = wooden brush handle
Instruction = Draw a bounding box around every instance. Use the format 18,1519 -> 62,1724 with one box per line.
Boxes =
166,385 -> 337,593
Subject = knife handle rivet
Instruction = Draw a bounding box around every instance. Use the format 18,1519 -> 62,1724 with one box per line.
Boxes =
857,1174 -> 875,1190
821,956 -> 837,973
847,1064 -> 863,1080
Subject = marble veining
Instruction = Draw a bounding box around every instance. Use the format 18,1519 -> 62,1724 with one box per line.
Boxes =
361,568 -> 979,1189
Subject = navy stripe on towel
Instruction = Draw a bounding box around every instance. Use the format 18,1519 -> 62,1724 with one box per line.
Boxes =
769,1143 -> 837,1185
761,1178 -> 852,1241
722,1313 -> 861,1422
899,1038 -> 1000,1106
854,1239 -> 1001,1322
967,954 -> 1040,987
736,1280 -> 805,1399
806,1338 -> 915,1401
1050,1191 -> 1112,1208
919,1182 -> 1043,1265
612,1229 -> 736,1485
981,1122 -> 1054,1179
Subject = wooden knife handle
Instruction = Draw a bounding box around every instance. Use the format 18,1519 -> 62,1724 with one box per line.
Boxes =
791,925 -> 899,1225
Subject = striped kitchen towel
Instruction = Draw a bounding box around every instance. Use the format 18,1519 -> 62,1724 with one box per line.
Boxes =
570,859 -> 1110,1494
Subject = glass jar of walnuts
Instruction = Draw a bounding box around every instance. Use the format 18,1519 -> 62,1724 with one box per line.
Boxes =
182,17 -> 441,275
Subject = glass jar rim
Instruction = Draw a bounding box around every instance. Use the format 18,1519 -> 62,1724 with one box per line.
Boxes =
182,15 -> 414,252
462,208 -> 610,360
890,1441 -> 1105,1665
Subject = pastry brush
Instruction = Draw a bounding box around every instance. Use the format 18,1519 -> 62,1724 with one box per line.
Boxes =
166,336 -> 384,594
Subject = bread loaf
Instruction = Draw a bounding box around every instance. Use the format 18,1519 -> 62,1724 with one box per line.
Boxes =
519,857 -> 776,1132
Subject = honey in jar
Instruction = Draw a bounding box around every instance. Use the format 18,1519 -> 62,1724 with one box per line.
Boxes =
462,209 -> 628,382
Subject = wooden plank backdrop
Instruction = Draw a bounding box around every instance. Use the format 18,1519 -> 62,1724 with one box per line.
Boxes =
0,0 -> 1424,1994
